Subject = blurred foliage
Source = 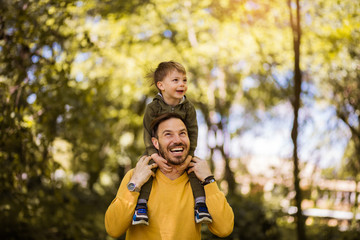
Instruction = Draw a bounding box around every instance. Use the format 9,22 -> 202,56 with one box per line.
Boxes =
306,0 -> 360,230
228,195 -> 281,240
306,0 -> 360,177
1,0 -> 359,239
202,194 -> 281,240
280,224 -> 360,240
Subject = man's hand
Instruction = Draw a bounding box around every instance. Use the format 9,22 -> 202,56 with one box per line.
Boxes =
187,156 -> 212,182
151,153 -> 172,173
129,155 -> 158,188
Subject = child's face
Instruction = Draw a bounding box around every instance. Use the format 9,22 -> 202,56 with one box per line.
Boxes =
157,70 -> 187,104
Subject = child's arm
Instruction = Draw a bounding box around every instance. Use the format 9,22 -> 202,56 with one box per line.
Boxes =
151,153 -> 172,173
185,103 -> 198,156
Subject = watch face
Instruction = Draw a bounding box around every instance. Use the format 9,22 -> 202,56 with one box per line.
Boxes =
127,182 -> 136,191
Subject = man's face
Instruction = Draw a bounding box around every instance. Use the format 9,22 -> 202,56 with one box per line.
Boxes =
152,118 -> 190,165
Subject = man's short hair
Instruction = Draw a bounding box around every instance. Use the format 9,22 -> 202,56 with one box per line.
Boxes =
150,113 -> 186,138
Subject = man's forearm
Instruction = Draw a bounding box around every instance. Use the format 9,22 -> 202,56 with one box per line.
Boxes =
105,170 -> 138,238
205,182 -> 234,237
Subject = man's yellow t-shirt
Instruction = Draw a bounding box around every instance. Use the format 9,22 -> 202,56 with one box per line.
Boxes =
105,169 -> 234,240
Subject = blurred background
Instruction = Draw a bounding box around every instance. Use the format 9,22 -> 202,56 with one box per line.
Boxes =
1,0 -> 359,239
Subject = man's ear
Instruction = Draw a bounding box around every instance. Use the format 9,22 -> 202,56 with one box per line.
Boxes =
151,137 -> 159,150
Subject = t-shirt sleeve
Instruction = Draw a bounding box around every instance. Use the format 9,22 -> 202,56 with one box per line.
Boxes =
205,182 -> 234,237
104,170 -> 139,238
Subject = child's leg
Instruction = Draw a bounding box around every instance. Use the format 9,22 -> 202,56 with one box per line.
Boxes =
138,158 -> 157,202
188,171 -> 213,224
133,159 -> 157,226
188,171 -> 205,203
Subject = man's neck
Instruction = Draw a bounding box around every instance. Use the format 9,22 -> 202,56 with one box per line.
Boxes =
159,165 -> 186,180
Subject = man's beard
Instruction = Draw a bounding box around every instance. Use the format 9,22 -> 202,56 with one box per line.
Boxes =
158,142 -> 188,165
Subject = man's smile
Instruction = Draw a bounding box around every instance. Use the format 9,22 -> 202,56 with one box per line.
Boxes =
170,147 -> 184,152
165,143 -> 187,159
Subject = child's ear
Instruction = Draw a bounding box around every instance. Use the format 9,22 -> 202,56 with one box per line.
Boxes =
157,81 -> 165,91
151,137 -> 159,150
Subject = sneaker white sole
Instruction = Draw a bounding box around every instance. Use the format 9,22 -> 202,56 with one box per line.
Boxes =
195,216 -> 213,224
132,219 -> 149,226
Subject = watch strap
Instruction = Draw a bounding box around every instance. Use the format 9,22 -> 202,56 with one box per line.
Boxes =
127,182 -> 140,192
201,175 -> 215,186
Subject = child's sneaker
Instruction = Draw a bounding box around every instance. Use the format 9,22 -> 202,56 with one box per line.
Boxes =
132,203 -> 149,225
194,203 -> 212,224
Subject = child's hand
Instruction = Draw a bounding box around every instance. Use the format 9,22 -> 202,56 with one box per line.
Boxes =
174,155 -> 192,174
151,153 -> 172,173
187,156 -> 212,182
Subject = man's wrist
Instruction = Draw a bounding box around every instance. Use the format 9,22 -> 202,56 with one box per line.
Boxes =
127,182 -> 141,192
201,175 -> 215,186
128,175 -> 143,192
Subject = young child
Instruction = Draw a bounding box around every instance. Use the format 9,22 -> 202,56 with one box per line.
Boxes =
132,61 -> 213,226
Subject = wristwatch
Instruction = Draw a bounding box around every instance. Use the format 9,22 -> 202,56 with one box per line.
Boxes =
202,175 -> 215,186
127,182 -> 140,192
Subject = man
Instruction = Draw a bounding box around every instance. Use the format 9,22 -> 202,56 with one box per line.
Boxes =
105,113 -> 234,239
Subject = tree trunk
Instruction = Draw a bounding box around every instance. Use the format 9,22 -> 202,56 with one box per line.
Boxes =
195,100 -> 236,195
219,146 -> 236,196
217,120 -> 236,196
288,0 -> 306,239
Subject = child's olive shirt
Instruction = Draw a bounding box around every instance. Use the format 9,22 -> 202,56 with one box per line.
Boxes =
143,94 -> 198,156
